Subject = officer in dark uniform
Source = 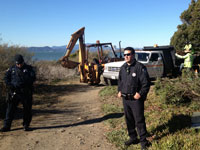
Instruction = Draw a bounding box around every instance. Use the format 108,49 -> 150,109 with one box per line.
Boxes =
118,47 -> 151,150
0,54 -> 36,132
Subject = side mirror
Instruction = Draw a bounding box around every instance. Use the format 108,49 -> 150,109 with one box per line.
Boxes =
158,57 -> 162,61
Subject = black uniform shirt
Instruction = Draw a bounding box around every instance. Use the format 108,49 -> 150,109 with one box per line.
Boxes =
4,63 -> 36,89
118,59 -> 150,100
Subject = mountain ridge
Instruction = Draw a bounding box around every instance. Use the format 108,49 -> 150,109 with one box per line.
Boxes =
28,44 -> 115,53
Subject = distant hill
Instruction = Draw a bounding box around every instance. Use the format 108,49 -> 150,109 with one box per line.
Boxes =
28,44 -> 115,53
51,45 -> 66,50
28,45 -> 76,53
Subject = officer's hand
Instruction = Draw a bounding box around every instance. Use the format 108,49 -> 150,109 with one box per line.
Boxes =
134,92 -> 141,100
118,92 -> 122,98
7,84 -> 15,91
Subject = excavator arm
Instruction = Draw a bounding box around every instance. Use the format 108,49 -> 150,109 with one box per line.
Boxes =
60,27 -> 85,68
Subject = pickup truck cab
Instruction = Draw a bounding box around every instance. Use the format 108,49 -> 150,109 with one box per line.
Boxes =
103,45 -> 178,85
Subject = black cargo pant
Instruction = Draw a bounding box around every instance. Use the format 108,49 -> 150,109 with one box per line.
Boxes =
4,92 -> 32,128
122,97 -> 148,145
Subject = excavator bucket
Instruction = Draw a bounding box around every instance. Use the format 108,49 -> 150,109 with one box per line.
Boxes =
60,56 -> 79,69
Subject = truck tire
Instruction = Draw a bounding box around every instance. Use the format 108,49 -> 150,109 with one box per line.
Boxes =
108,79 -> 117,86
103,77 -> 109,85
103,77 -> 115,86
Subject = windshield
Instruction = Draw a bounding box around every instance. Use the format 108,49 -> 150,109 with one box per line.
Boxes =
108,52 -> 123,58
135,53 -> 149,62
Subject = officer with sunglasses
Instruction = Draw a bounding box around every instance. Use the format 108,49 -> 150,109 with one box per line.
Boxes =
118,47 -> 151,150
1,54 -> 36,132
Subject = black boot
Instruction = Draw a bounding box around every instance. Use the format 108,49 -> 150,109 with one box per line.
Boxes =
0,127 -> 11,132
23,125 -> 32,131
141,140 -> 151,150
125,138 -> 139,146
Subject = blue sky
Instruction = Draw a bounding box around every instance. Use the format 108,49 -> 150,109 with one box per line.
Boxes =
0,0 -> 191,48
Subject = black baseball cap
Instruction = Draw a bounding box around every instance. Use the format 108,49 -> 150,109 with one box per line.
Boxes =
15,54 -> 24,64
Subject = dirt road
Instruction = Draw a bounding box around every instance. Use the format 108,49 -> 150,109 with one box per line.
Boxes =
0,80 -> 116,150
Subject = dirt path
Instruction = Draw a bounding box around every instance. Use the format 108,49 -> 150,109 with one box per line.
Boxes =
0,80 -> 116,150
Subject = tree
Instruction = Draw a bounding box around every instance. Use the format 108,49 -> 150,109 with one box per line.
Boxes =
170,0 -> 200,52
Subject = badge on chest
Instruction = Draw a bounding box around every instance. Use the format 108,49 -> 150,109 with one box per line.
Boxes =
132,72 -> 136,77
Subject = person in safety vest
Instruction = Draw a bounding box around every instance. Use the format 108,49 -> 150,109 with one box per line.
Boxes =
175,44 -> 194,71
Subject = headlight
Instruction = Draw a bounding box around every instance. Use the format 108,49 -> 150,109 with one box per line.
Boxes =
104,66 -> 108,71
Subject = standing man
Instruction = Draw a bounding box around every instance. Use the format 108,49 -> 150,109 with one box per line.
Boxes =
0,54 -> 36,132
175,44 -> 194,72
118,47 -> 151,150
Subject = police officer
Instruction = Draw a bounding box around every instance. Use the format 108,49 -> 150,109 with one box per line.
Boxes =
0,54 -> 36,132
118,47 -> 151,150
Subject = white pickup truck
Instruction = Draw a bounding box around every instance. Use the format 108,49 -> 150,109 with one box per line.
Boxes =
103,45 -> 179,85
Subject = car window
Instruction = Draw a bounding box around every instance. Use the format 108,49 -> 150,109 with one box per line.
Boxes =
108,52 -> 124,58
135,53 -> 149,61
150,53 -> 159,61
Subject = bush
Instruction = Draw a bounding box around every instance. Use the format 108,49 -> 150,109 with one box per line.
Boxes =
154,72 -> 200,105
34,60 -> 79,81
0,44 -> 34,80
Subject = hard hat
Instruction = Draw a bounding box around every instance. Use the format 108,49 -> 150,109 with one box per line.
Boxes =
184,44 -> 192,50
184,44 -> 192,53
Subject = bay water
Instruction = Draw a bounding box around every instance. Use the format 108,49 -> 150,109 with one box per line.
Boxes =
31,50 -> 66,61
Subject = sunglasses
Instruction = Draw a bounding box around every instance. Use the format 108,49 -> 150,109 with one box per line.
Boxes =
124,53 -> 132,56
16,62 -> 24,65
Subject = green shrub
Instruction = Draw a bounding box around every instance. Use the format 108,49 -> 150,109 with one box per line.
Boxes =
154,72 -> 200,105
0,44 -> 34,79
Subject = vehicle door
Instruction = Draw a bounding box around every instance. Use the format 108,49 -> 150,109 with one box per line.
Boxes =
147,52 -> 164,78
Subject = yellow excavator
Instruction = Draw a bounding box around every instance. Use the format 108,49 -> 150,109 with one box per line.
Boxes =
60,27 -> 123,85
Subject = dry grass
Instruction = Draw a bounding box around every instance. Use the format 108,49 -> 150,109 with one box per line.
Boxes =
34,61 -> 79,81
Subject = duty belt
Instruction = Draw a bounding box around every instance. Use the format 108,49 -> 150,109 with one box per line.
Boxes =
121,93 -> 134,100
